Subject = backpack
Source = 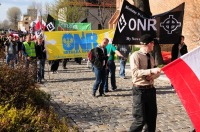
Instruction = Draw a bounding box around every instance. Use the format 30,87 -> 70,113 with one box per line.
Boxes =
88,48 -> 95,64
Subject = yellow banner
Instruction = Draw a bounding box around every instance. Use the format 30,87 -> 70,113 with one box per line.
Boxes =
44,29 -> 114,60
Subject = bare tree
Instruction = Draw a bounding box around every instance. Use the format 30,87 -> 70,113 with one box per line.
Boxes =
7,7 -> 21,30
43,3 -> 51,21
87,0 -> 115,29
133,0 -> 164,65
28,2 -> 42,18
47,0 -> 114,27
0,20 -> 10,30
28,1 -> 52,21
47,0 -> 85,23
58,1 -> 83,22
46,0 -> 60,20
28,1 -> 37,9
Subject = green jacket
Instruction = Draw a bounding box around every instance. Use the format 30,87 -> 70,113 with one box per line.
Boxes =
23,41 -> 36,57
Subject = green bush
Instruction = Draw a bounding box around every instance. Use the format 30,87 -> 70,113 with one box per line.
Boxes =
0,64 -> 47,108
0,104 -> 73,131
0,63 -> 77,131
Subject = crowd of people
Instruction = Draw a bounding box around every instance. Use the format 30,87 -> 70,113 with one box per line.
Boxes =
0,31 -> 191,131
89,35 -> 160,131
0,32 -> 96,84
0,32 -> 66,83
90,34 -> 190,132
0,33 -> 47,83
90,38 -> 131,97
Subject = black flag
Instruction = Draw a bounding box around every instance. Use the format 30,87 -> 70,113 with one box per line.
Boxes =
80,18 -> 88,23
113,0 -> 185,44
45,14 -> 56,31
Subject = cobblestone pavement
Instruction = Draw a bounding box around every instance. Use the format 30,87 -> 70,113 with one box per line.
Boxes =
40,61 -> 193,132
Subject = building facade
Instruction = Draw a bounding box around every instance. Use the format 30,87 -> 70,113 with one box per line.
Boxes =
58,0 -> 115,30
18,8 -> 37,32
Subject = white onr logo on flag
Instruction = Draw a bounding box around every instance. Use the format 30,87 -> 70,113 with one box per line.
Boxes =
46,22 -> 55,31
118,14 -> 127,33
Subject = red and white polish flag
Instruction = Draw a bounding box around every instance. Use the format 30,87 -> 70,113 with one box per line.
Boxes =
162,46 -> 200,131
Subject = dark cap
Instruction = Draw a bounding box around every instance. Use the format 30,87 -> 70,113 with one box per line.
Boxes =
140,34 -> 154,45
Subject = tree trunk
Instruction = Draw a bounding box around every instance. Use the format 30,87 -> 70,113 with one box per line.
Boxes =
133,0 -> 164,65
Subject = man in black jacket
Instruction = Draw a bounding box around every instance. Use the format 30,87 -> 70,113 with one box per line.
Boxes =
36,36 -> 46,83
170,35 -> 188,90
171,35 -> 188,62
92,38 -> 109,97
4,34 -> 17,68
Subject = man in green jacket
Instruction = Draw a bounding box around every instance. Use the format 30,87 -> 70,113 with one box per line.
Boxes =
104,41 -> 124,92
22,33 -> 37,81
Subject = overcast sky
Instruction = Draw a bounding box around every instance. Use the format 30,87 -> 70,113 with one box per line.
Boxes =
0,0 -> 55,21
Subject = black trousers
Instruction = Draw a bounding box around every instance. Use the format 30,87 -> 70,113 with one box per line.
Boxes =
50,60 -> 60,72
129,86 -> 157,132
62,58 -> 70,68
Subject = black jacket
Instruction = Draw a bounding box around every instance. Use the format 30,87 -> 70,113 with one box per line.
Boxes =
36,41 -> 46,60
93,47 -> 108,68
171,43 -> 188,62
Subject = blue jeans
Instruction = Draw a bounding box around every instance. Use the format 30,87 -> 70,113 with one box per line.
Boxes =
119,59 -> 126,77
104,60 -> 117,92
6,54 -> 16,68
37,59 -> 45,81
93,66 -> 106,95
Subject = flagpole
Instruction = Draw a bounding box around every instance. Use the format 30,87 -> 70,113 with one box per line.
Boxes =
40,9 -> 42,34
46,61 -> 51,80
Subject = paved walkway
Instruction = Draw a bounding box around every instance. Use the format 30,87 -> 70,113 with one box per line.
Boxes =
40,61 -> 193,132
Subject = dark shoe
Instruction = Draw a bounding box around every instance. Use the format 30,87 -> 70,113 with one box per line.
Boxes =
99,93 -> 106,97
92,93 -> 96,97
112,87 -> 117,91
104,90 -> 110,93
37,80 -> 42,84
42,78 -> 47,81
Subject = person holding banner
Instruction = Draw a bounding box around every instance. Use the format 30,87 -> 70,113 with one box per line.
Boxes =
22,34 -> 37,68
117,44 -> 131,79
62,58 -> 69,69
22,33 -> 37,81
35,36 -> 46,83
16,36 -> 24,62
104,41 -> 124,93
50,59 -> 60,74
129,34 -> 161,132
